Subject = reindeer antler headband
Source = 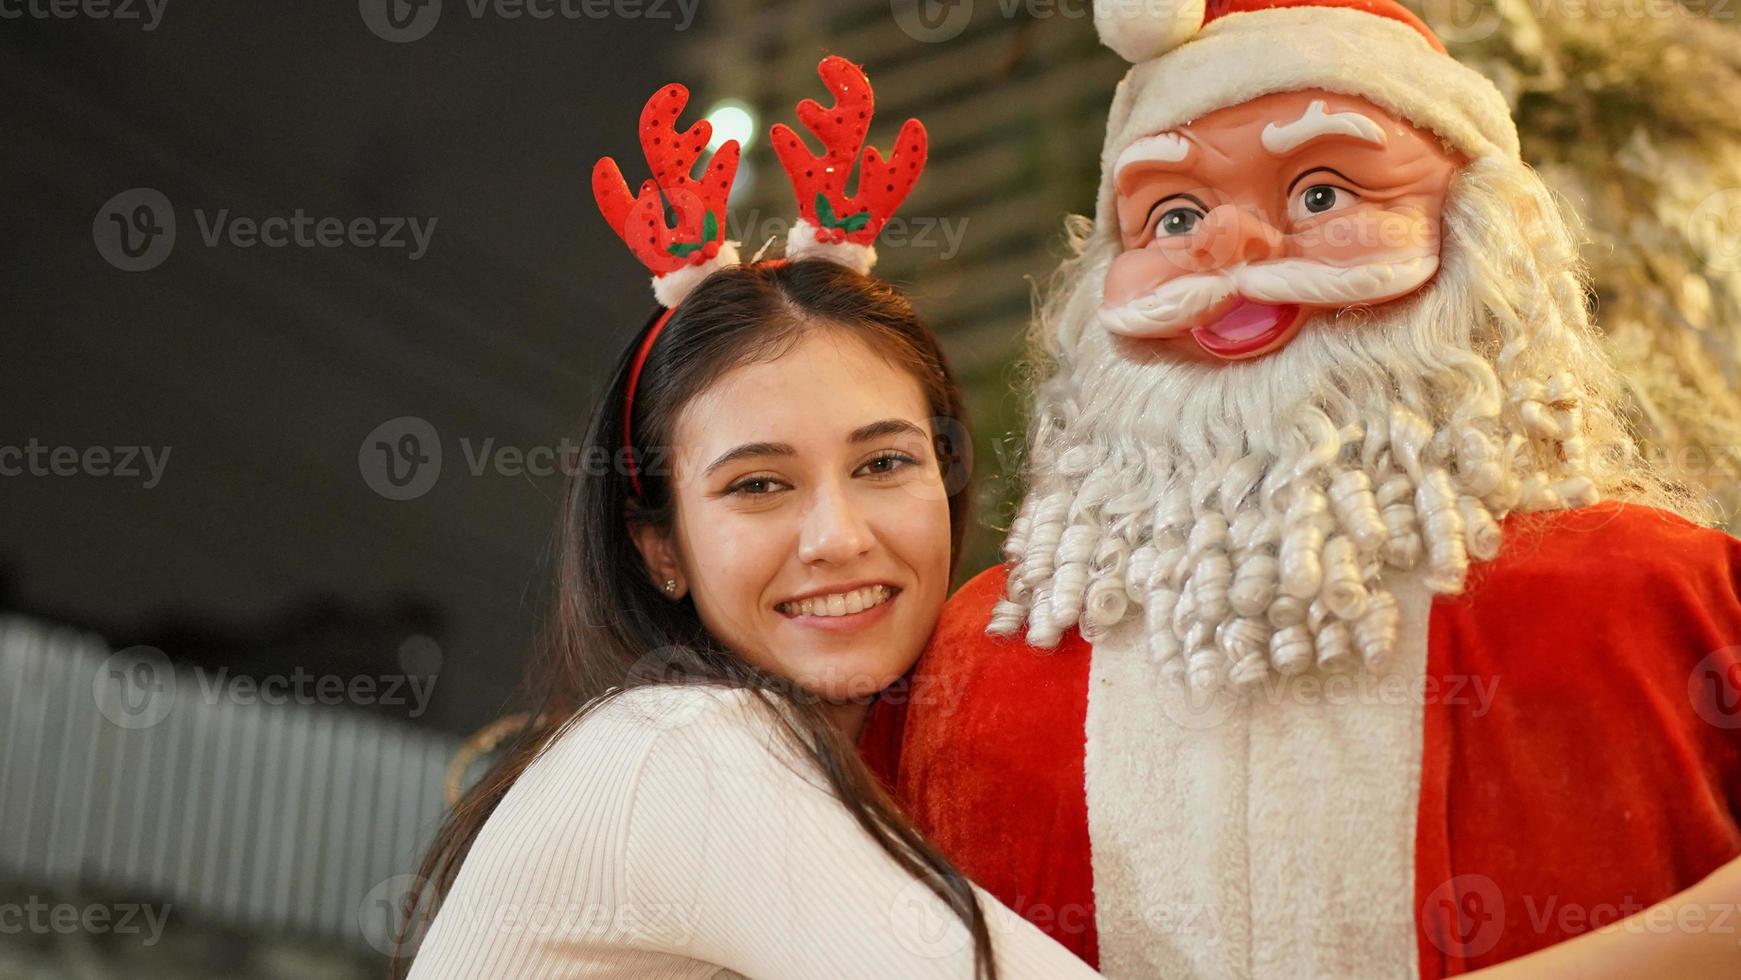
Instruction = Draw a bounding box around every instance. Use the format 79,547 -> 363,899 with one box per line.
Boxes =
591,55 -> 930,497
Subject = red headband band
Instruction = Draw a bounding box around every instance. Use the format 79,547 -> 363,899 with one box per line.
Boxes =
620,305 -> 676,499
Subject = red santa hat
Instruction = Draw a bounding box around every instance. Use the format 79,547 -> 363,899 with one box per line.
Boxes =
1092,0 -> 1520,233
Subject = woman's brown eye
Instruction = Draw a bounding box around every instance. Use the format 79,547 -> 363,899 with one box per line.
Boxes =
860,452 -> 915,477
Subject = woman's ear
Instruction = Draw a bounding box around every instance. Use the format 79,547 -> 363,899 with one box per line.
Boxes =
628,520 -> 687,600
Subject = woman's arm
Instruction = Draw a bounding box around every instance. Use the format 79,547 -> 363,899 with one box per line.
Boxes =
1468,856 -> 1741,979
625,691 -> 1103,979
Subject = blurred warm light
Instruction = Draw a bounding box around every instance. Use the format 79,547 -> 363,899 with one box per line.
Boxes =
704,99 -> 757,153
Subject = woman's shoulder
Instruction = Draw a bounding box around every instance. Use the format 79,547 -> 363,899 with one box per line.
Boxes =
559,683 -> 772,750
529,684 -> 800,789
482,686 -> 827,890
466,686 -> 784,867
584,682 -> 763,728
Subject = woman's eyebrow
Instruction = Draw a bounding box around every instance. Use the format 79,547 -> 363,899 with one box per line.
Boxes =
849,418 -> 927,443
701,422 -> 923,476
703,441 -> 796,477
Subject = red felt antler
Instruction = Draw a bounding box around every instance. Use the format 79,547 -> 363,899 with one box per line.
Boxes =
772,56 -> 928,248
593,83 -> 740,279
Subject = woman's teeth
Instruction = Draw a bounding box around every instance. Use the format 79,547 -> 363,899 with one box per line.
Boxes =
779,585 -> 893,618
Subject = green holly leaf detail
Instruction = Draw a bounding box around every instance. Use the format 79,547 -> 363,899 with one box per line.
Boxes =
842,212 -> 871,233
815,194 -> 838,227
666,210 -> 721,258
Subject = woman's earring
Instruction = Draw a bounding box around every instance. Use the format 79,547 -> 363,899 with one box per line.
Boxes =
663,579 -> 677,595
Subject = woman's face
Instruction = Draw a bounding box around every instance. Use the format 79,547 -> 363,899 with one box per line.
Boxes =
635,328 -> 954,726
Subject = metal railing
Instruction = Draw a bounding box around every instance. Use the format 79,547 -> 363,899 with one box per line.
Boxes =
0,615 -> 459,952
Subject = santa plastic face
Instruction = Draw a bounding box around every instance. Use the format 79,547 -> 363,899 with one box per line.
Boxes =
994,88 -> 1641,695
1101,89 -> 1461,361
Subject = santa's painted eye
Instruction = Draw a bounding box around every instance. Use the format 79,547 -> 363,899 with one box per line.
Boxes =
1291,183 -> 1358,222
1155,207 -> 1202,237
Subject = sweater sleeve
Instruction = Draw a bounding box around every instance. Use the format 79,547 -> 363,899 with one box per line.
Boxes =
623,690 -> 1103,980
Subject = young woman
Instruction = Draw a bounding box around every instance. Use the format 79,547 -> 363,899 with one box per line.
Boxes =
403,258 -> 1099,979
400,59 -> 1079,980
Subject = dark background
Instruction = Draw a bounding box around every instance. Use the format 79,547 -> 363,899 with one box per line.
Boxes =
4,2 -> 689,735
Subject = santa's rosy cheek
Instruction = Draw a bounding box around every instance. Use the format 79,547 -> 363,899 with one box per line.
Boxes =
1292,208 -> 1438,263
1104,243 -> 1197,306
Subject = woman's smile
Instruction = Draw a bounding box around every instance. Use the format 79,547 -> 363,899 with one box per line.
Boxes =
775,582 -> 902,632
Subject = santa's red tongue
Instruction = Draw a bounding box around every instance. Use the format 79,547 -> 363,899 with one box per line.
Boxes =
1191,300 -> 1301,357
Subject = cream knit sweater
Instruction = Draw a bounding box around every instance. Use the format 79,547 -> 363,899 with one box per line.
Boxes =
409,684 -> 1101,979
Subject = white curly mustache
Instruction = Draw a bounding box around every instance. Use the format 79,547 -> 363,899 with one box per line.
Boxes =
1098,252 -> 1441,338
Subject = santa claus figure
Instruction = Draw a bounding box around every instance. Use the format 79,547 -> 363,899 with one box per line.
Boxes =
864,0 -> 1741,976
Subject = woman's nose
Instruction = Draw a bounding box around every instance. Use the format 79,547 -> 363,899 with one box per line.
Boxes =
1188,205 -> 1284,270
797,482 -> 874,566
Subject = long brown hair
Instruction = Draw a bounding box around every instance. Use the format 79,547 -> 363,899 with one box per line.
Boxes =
397,260 -> 993,978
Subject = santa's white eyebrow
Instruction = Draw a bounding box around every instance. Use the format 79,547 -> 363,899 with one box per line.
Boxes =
1261,100 -> 1388,155
1114,132 -> 1193,179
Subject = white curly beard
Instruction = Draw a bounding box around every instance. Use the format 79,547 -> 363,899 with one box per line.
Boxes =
991,155 -> 1653,698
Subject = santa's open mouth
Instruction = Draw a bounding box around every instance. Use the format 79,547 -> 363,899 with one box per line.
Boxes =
1190,299 -> 1303,358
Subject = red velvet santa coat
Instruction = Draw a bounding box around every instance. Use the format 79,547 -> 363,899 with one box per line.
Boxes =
863,502 -> 1741,977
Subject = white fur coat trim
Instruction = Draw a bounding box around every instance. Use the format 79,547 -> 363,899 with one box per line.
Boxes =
1084,567 -> 1434,979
